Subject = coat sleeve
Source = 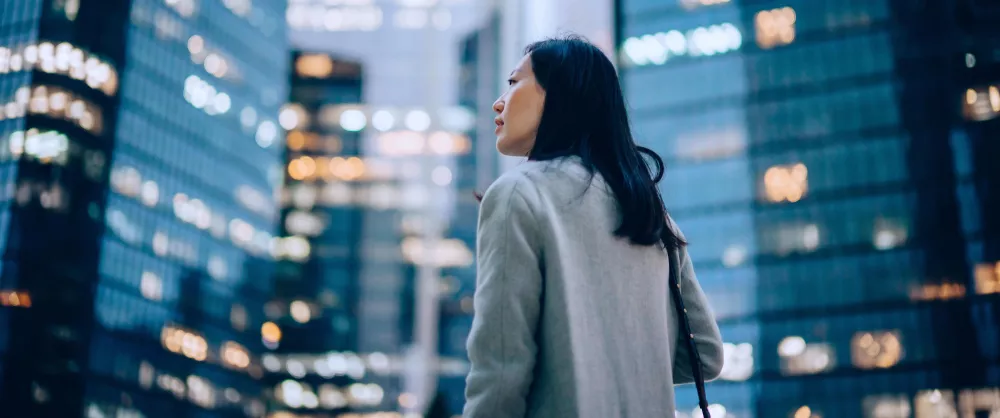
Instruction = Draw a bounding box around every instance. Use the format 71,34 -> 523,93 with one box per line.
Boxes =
463,175 -> 543,418
672,246 -> 725,384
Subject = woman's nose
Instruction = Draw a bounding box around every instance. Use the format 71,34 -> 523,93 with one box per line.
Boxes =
493,99 -> 504,114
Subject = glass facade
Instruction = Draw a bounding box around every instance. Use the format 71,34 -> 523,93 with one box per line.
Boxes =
0,0 -> 289,416
264,51 -> 367,415
617,0 -> 1000,416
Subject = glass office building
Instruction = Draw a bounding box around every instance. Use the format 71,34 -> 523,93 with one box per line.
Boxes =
616,0 -> 1000,416
263,52 -> 369,416
0,0 -> 289,416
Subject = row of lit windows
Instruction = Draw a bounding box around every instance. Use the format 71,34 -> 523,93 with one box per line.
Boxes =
280,103 -> 476,134
86,351 -> 267,416
621,2 -> 890,67
0,42 -> 118,95
260,351 -> 470,380
286,3 -> 454,32
109,163 -> 275,258
282,180 -> 454,212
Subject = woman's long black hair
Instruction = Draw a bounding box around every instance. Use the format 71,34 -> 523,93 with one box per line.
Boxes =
523,35 -> 685,250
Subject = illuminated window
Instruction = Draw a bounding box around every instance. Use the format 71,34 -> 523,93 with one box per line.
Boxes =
974,261 -> 1000,295
140,271 -> 163,301
778,336 -> 834,376
719,342 -> 753,381
851,330 -> 903,369
873,219 -> 907,250
160,324 -> 207,361
222,341 -> 251,369
910,282 -> 966,301
620,24 -> 743,67
963,85 -> 1000,121
261,321 -> 282,349
793,406 -> 820,418
280,103 -> 309,130
755,7 -> 796,49
2,85 -> 104,134
295,54 -> 334,78
290,300 -> 312,323
763,163 -> 807,203
914,390 -> 956,418
0,290 -> 32,307
862,395 -> 910,418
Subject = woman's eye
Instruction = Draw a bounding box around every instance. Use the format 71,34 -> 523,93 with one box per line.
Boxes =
507,79 -> 516,86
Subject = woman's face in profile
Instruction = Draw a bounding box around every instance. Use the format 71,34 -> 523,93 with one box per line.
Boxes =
493,54 -> 545,157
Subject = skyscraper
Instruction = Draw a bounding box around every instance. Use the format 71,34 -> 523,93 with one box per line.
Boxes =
263,51 -> 368,416
616,0 -> 1000,416
0,0 -> 289,416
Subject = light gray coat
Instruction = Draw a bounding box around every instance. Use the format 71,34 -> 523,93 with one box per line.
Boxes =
463,157 -> 724,418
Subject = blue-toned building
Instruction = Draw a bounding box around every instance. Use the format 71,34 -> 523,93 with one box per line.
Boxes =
0,0 -> 289,416
616,0 -> 1000,416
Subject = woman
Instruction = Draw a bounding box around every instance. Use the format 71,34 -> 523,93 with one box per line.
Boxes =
463,36 -> 725,418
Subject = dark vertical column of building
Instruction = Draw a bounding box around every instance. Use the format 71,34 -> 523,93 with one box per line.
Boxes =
889,0 -> 981,387
1,0 -> 129,416
955,0 -> 1000,389
958,1 -> 1000,262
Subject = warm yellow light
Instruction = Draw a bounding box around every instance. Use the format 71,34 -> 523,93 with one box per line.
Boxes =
222,341 -> 251,369
290,300 -> 311,323
261,321 -> 282,343
794,406 -> 811,418
967,88 -> 979,105
989,85 -> 1000,112
296,54 -> 334,78
288,156 -> 316,180
287,131 -> 305,150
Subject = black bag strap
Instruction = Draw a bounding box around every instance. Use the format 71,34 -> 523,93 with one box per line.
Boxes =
668,247 -> 711,418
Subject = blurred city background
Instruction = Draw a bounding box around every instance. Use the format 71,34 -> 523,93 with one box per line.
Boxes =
0,0 -> 999,417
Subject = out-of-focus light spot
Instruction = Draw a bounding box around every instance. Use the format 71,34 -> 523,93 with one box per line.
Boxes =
763,163 -> 807,203
256,120 -> 278,147
755,7 -> 796,49
261,321 -> 282,346
722,244 -> 747,267
280,104 -> 306,130
778,336 -> 806,357
262,354 -> 281,372
290,300 -> 312,323
720,342 -> 754,381
340,109 -> 367,132
966,53 -> 976,68
793,406 -> 811,418
405,110 -> 431,131
187,35 -> 204,54
140,271 -> 163,301
851,330 -> 903,369
296,53 -> 334,78
431,165 -> 452,186
372,109 -> 394,131
621,24 -> 741,67
222,341 -> 251,369
240,106 -> 258,127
